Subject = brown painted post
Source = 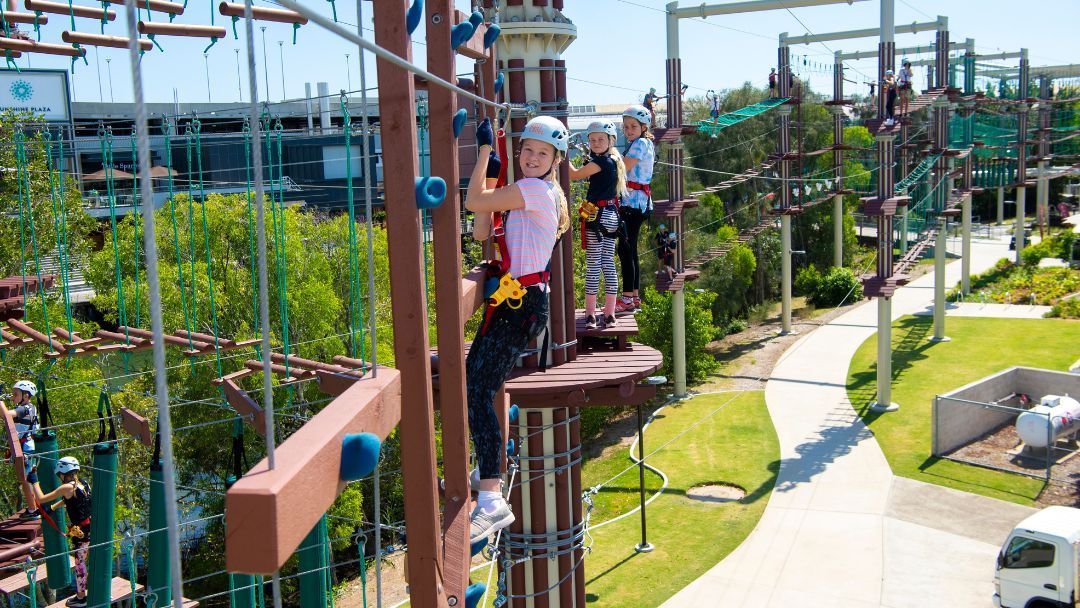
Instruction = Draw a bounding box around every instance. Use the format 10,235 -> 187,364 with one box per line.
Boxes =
371,1 -> 445,605
569,408 -> 585,603
425,0 -> 471,602
555,58 -> 576,363
527,410 -> 550,608
552,407 -> 574,605
509,412 -> 526,608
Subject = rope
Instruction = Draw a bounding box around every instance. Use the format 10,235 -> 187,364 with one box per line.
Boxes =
243,120 -> 262,355
14,128 -> 55,352
43,127 -> 76,344
129,131 -> 142,327
162,117 -> 197,354
339,96 -> 367,363
191,119 -> 227,379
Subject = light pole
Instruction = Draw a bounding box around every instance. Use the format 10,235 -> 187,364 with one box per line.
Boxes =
345,53 -> 351,91
204,52 -> 211,103
260,26 -> 269,102
95,51 -> 104,102
105,58 -> 114,102
278,41 -> 286,102
234,48 -> 243,102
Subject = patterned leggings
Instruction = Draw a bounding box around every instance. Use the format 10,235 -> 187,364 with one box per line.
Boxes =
585,206 -> 619,296
466,288 -> 549,480
73,540 -> 89,594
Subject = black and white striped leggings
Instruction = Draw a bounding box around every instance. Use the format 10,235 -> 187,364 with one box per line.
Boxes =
585,206 -> 620,296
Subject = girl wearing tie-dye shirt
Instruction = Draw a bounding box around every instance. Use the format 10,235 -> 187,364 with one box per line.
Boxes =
615,104 -> 655,314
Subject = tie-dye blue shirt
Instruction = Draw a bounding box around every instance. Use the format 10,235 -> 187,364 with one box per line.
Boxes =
622,137 -> 655,211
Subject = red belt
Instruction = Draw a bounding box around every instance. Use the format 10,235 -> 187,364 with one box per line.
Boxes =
593,198 -> 618,208
517,271 -> 550,287
627,181 -> 651,198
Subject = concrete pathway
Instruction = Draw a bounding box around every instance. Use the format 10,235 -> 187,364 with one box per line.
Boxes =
661,235 -> 1039,608
912,301 -> 1053,319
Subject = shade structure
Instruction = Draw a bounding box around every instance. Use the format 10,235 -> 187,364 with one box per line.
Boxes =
81,168 -> 134,181
139,165 -> 179,178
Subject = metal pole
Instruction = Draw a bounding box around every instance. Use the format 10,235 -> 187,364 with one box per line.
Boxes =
345,53 -> 352,91
961,195 -> 971,295
672,289 -> 687,398
122,0 -> 184,604
235,49 -> 243,102
106,58 -> 114,102
278,41 -> 286,101
833,194 -> 843,268
997,186 -> 1004,226
95,51 -> 104,102
244,2 -> 282,606
875,296 -> 896,411
261,26 -> 269,102
204,53 -> 211,103
1015,185 -> 1026,263
635,405 -> 653,553
932,217 -> 949,342
781,214 -> 792,334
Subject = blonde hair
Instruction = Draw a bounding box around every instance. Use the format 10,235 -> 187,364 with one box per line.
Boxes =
548,153 -> 571,236
636,119 -> 654,141
604,135 -> 629,199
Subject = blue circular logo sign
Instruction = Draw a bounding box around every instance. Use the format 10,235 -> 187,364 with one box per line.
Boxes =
10,79 -> 33,102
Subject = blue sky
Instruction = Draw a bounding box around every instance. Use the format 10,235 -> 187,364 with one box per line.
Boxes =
10,0 -> 1079,107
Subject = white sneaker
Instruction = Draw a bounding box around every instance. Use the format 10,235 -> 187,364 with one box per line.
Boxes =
885,118 -> 895,126
469,500 -> 515,544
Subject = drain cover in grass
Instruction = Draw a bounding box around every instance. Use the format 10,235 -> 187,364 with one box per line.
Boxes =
686,483 -> 746,503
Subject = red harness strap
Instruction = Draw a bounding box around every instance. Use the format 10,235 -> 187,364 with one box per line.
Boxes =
627,181 -> 652,198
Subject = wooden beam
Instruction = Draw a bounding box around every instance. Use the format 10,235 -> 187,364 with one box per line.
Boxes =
222,378 -> 264,437
0,38 -> 76,57
452,9 -> 488,61
0,404 -> 31,502
460,268 -> 485,320
428,0 -> 471,600
372,0 -> 445,604
26,0 -> 114,20
225,368 -> 402,573
118,407 -> 153,447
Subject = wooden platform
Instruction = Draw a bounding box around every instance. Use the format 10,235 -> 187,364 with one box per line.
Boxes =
45,578 -> 144,608
575,309 -> 639,350
0,558 -> 73,600
655,269 -> 700,292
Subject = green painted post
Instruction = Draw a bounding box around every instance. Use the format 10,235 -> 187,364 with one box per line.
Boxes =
225,475 -> 257,608
297,516 -> 329,608
87,443 -> 118,608
32,430 -> 72,591
147,459 -> 170,608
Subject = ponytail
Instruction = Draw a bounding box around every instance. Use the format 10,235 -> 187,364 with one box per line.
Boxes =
608,137 -> 629,199
548,154 -> 571,236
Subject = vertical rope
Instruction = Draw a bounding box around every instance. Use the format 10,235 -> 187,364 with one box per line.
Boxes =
241,1 -> 282,604
14,129 -> 54,350
162,117 -> 196,353
43,128 -> 75,341
130,131 -> 142,327
184,123 -> 200,326
242,121 -> 261,352
100,128 -> 131,351
122,0 -> 186,603
339,96 -> 366,363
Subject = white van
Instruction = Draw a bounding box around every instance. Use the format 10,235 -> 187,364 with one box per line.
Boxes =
995,506 -> 1080,608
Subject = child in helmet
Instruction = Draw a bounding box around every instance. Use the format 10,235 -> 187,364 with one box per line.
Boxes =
706,90 -> 721,121
883,69 -> 898,126
6,380 -> 40,519
898,59 -> 914,117
616,105 -> 656,314
32,456 -> 91,607
656,224 -> 676,281
465,115 -> 570,543
570,120 -> 627,329
768,68 -> 777,97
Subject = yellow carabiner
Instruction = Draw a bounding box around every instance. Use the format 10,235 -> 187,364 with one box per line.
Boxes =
507,297 -> 523,310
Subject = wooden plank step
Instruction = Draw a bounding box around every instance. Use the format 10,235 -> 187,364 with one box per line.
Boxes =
0,558 -> 74,597
45,578 -> 144,608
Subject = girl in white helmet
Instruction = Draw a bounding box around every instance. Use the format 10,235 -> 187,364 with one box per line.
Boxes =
570,120 -> 627,329
883,69 -> 899,126
465,115 -> 570,542
898,59 -> 914,117
6,380 -> 40,519
615,104 -> 656,314
33,456 -> 91,607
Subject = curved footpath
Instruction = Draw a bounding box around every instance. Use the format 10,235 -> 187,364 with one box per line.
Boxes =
663,235 -> 1040,608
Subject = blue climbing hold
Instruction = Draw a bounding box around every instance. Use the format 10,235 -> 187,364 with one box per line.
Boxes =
468,10 -> 484,29
453,109 -> 468,138
508,404 -> 519,423
464,582 -> 486,608
340,433 -> 381,481
470,537 -> 488,558
415,176 -> 447,209
494,73 -> 505,96
406,0 -> 423,36
483,23 -> 501,49
451,22 -> 475,50
506,438 -> 515,455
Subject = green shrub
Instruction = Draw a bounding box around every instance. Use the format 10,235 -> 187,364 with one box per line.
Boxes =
807,266 -> 863,307
637,287 -> 721,383
794,264 -> 822,297
1047,297 -> 1080,319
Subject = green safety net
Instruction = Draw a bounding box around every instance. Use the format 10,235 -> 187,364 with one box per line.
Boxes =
87,392 -> 118,608
695,97 -> 791,137
147,455 -> 170,608
297,516 -> 330,608
895,153 -> 942,194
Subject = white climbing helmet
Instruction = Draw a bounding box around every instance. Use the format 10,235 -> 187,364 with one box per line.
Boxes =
585,120 -> 618,139
885,69 -> 895,76
56,456 -> 80,475
623,105 -> 651,125
521,116 -> 569,153
13,380 -> 37,398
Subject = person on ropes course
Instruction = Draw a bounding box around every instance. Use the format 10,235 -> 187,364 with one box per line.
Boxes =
707,89 -> 721,120
616,105 -> 655,314
465,115 -> 570,543
883,69 -> 899,126
32,456 -> 91,607
655,223 -> 676,281
768,68 -> 778,98
570,120 -> 627,329
643,87 -> 666,127
6,380 -> 40,520
898,58 -> 914,117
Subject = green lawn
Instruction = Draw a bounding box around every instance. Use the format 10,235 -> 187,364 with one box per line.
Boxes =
580,390 -> 778,607
847,316 -> 1080,505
